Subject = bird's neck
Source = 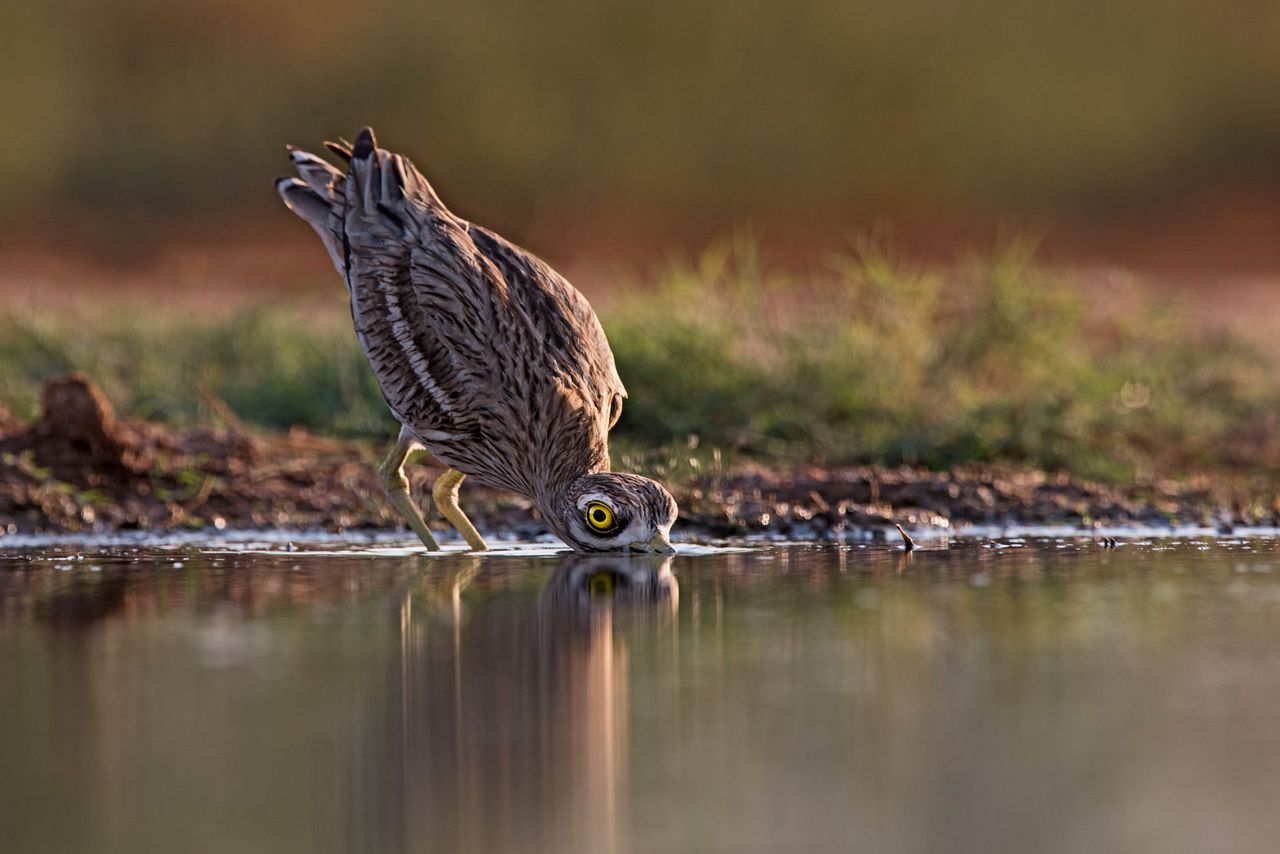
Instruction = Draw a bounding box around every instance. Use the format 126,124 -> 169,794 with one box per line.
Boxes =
532,464 -> 608,542
523,406 -> 612,535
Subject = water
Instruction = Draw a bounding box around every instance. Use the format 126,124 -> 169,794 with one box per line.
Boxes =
5,536 -> 1280,854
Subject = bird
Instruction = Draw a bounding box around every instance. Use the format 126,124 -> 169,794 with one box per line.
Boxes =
276,127 -> 677,553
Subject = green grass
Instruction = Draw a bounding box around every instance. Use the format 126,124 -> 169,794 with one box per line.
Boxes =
0,301 -> 392,437
607,238 -> 1280,481
3,241 -> 1278,483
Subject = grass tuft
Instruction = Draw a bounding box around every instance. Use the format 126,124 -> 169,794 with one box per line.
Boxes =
2,241 -> 1277,483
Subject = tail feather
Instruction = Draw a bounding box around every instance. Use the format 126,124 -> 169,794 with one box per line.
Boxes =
286,145 -> 343,195
352,126 -> 377,159
276,146 -> 347,278
346,126 -> 443,218
324,139 -> 353,163
275,176 -> 329,223
278,127 -> 448,282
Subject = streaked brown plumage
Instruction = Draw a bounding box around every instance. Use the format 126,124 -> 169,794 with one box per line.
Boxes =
277,127 -> 676,552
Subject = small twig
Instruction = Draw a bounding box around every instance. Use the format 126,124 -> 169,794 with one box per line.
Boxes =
194,382 -> 246,434
182,475 -> 216,514
895,523 -> 916,551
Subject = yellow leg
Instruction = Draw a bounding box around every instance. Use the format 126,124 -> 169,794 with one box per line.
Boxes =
432,468 -> 489,551
378,426 -> 440,551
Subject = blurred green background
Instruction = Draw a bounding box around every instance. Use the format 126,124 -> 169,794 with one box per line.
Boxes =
6,0 -> 1280,233
4,0 -> 1280,483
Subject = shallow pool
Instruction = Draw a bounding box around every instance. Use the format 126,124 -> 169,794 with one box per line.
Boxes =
4,536 -> 1280,853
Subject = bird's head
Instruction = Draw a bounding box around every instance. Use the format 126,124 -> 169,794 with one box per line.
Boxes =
555,472 -> 677,553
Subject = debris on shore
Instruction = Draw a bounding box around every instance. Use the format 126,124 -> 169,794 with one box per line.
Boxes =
2,375 -> 1276,541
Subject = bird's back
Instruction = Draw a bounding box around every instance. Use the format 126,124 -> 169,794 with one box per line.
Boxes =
278,129 -> 626,500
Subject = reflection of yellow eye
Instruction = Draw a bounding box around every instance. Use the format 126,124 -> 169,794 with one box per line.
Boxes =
588,572 -> 615,597
585,502 -> 617,533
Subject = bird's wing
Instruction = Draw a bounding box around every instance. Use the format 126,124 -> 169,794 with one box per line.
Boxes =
340,130 -> 484,439
466,223 -> 628,428
340,128 -> 626,457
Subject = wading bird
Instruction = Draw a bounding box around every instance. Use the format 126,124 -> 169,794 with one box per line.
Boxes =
277,128 -> 676,553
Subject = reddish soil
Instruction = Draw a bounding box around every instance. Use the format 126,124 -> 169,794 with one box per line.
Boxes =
0,373 -> 405,535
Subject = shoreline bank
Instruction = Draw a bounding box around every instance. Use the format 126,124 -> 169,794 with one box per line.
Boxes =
4,376 -> 1275,543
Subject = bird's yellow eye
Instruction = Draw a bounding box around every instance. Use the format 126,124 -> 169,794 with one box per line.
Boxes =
585,502 -> 617,533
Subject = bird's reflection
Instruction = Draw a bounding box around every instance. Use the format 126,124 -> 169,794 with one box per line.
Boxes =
387,554 -> 677,854
539,554 -> 679,628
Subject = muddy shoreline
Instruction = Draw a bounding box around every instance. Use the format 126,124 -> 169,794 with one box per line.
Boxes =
2,375 -> 1276,542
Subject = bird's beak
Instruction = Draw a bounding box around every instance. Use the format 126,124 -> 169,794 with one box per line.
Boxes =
645,531 -> 675,554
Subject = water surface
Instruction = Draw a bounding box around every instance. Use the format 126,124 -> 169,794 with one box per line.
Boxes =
4,537 -> 1280,853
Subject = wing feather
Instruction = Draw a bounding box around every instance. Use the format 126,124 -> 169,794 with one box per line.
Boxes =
337,127 -> 625,492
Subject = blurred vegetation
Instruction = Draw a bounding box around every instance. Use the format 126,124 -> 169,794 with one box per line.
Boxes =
6,0 -> 1280,232
2,240 -> 1277,483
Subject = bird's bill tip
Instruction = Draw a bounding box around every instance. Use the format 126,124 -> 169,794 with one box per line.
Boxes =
644,532 -> 676,554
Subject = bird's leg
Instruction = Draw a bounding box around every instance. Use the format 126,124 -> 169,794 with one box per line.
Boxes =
432,468 -> 489,551
378,426 -> 440,551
